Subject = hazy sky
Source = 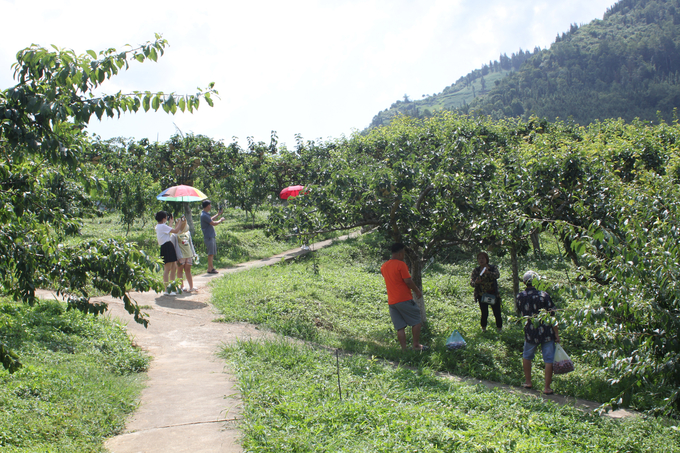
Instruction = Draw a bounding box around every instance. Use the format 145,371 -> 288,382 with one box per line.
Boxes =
1,0 -> 615,148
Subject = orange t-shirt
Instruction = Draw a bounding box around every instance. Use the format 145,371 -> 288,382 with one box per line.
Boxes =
380,259 -> 414,305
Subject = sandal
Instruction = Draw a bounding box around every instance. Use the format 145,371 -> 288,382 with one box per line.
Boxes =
413,345 -> 429,351
521,384 -> 533,389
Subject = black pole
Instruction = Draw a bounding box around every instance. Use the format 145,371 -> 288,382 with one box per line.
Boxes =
336,349 -> 342,401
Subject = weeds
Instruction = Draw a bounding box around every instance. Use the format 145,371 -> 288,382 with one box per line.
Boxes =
211,233 -> 672,411
0,300 -> 148,451
224,339 -> 680,452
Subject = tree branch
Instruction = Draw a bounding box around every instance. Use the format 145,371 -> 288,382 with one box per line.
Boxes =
415,184 -> 434,212
281,220 -> 380,238
389,196 -> 401,241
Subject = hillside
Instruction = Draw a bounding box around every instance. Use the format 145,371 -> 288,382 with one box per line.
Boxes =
370,0 -> 680,128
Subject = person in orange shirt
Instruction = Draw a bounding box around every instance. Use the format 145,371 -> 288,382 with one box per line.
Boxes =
380,243 -> 427,351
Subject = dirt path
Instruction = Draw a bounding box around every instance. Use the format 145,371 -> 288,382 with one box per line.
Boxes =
36,232 -> 633,453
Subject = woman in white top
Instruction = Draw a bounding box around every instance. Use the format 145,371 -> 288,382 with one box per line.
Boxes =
155,211 -> 186,295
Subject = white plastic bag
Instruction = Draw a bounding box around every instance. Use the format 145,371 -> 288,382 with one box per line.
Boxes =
553,343 -> 574,374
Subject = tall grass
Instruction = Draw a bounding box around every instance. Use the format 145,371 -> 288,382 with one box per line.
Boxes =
210,233 -> 670,412
74,208 -> 299,275
224,339 -> 680,452
0,300 -> 148,452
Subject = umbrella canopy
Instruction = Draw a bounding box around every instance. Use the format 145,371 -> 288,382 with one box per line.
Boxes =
280,185 -> 305,200
157,185 -> 208,202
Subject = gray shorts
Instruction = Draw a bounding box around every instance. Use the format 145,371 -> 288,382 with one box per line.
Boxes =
204,237 -> 217,256
389,299 -> 422,331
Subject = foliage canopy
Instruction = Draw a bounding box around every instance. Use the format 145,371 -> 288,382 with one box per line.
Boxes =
0,35 -> 217,372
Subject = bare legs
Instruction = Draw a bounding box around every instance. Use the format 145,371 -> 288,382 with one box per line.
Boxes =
176,263 -> 184,289
163,262 -> 177,292
523,358 -> 533,387
543,363 -> 554,393
208,254 -> 214,272
183,263 -> 194,290
396,323 -> 423,351
523,358 -> 554,393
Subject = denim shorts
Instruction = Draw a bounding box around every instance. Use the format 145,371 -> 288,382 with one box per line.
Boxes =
523,341 -> 555,363
389,299 -> 422,330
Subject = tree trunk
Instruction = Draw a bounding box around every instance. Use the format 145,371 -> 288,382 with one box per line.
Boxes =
405,248 -> 427,323
560,234 -> 579,266
183,202 -> 195,237
510,244 -> 520,297
530,229 -> 541,256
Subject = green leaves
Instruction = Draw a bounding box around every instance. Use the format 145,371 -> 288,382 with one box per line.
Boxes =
0,342 -> 22,373
1,35 -> 218,165
0,35 -> 218,373
267,113 -> 680,415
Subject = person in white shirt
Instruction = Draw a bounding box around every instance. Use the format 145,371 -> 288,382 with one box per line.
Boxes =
155,211 -> 186,295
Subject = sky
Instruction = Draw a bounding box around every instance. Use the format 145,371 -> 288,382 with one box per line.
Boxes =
1,0 -> 616,149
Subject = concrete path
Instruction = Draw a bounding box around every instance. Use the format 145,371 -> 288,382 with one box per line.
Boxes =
38,239 -> 340,453
103,241 -> 338,453
36,231 -> 633,453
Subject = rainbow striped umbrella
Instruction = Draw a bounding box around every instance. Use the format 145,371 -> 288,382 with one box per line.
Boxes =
157,185 -> 208,202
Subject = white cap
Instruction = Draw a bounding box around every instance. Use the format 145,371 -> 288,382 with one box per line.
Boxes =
522,271 -> 539,283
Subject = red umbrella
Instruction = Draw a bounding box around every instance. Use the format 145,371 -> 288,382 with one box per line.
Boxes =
280,185 -> 305,200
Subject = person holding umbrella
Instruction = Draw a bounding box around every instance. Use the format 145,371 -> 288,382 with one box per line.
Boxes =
200,200 -> 225,274
155,211 -> 186,295
168,213 -> 197,292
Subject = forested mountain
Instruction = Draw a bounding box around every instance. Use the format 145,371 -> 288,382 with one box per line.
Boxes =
370,0 -> 680,128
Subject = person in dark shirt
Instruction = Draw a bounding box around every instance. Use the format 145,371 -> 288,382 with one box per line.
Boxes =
470,252 -> 502,332
515,270 -> 560,394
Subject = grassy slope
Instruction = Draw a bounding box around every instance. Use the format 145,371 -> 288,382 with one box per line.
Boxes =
224,339 -> 679,452
211,233 -> 618,402
211,232 -> 679,450
0,300 -> 148,452
427,70 -> 512,111
75,209 -> 299,276
374,69 -> 513,125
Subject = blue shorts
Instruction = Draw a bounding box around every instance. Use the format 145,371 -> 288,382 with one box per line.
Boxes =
523,341 -> 555,364
389,299 -> 422,331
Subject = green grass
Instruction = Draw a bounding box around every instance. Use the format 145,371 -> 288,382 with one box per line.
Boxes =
75,208 -> 300,276
210,233 -> 671,412
0,300 -> 148,452
223,339 -> 680,452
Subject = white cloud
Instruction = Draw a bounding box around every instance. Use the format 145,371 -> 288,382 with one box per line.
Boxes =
1,0 -> 616,147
